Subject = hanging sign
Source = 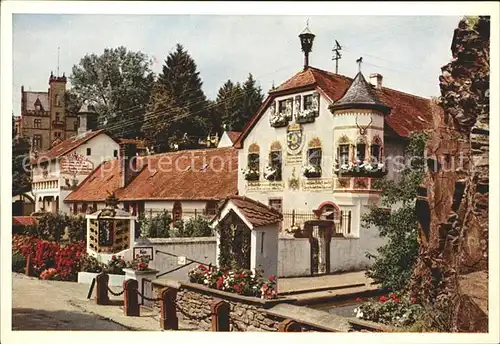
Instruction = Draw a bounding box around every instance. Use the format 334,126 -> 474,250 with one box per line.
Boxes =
133,246 -> 154,261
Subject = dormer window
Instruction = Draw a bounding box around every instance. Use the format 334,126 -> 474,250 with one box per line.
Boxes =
278,100 -> 287,114
34,98 -> 43,111
304,94 -> 313,110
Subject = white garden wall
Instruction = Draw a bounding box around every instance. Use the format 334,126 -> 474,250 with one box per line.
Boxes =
136,237 -> 217,282
138,231 -> 386,280
277,236 -> 310,277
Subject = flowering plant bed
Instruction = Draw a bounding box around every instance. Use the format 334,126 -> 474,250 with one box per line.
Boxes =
12,234 -> 86,281
104,255 -> 128,275
354,292 -> 423,328
188,264 -> 278,299
128,254 -> 151,271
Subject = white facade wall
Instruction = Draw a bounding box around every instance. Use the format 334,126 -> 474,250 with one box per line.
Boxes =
33,132 -> 119,214
236,88 -> 403,275
238,90 -> 337,210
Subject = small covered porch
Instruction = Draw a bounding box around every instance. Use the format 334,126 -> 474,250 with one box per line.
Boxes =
210,195 -> 282,279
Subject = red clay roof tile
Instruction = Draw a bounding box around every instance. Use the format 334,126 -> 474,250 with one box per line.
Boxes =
12,216 -> 38,227
226,131 -> 242,144
235,66 -> 441,147
225,195 -> 283,228
31,129 -> 107,163
65,147 -> 238,202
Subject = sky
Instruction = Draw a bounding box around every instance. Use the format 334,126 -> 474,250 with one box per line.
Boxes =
12,14 -> 462,116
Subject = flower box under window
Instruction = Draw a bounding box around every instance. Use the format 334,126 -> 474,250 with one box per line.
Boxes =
270,116 -> 288,128
333,162 -> 388,178
243,169 -> 260,181
296,109 -> 317,124
302,165 -> 322,179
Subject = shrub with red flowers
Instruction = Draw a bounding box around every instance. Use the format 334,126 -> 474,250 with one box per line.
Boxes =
40,268 -> 59,280
128,255 -> 150,271
187,265 -> 278,299
353,292 -> 423,327
55,241 -> 86,281
12,234 -> 86,281
105,255 -> 127,275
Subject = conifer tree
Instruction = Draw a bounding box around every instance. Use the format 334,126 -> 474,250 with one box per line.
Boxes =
144,44 -> 211,151
215,80 -> 244,132
214,74 -> 264,132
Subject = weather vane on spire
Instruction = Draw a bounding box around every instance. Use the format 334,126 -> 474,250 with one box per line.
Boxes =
356,57 -> 363,72
306,18 -> 309,27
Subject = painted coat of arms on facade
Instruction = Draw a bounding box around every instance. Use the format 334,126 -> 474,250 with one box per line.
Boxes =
286,123 -> 304,154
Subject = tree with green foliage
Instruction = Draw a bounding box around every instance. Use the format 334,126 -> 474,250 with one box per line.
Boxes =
214,74 -> 263,132
12,117 -> 31,196
143,44 -> 211,152
69,46 -> 154,138
173,216 -> 213,238
240,73 -> 264,129
138,210 -> 172,238
215,80 -> 244,132
24,212 -> 86,243
362,132 -> 428,291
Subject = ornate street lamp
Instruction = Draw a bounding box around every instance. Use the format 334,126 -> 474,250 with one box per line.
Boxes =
299,21 -> 315,69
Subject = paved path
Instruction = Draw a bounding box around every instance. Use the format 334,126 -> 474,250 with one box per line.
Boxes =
12,273 -> 128,330
11,273 -> 195,331
277,270 -> 374,294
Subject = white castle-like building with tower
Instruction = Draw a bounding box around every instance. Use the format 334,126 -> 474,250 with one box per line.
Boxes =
231,23 -> 439,275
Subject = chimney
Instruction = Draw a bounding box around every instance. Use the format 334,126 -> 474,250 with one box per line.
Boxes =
369,73 -> 383,89
120,142 -> 138,188
77,102 -> 98,134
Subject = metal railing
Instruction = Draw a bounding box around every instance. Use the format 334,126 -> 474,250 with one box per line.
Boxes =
281,209 -> 352,236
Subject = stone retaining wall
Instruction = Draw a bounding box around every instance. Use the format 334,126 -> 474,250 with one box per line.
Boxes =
152,279 -> 336,332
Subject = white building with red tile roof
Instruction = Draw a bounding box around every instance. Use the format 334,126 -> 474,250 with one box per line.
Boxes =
231,25 -> 442,274
31,128 -> 120,214
64,146 -> 238,221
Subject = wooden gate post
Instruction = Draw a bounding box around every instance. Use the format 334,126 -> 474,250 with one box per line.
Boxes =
25,254 -> 33,277
95,272 -> 110,305
211,300 -> 230,331
279,319 -> 302,332
160,287 -> 178,330
123,279 -> 140,316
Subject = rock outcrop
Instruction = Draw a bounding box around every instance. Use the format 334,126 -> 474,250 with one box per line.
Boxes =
411,16 -> 489,332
